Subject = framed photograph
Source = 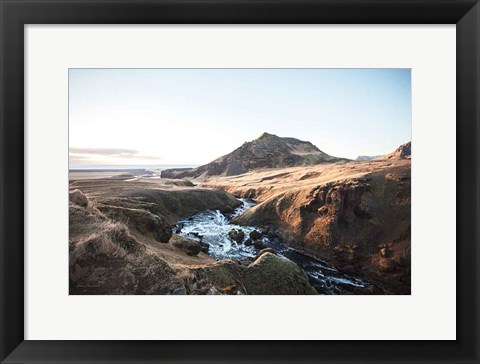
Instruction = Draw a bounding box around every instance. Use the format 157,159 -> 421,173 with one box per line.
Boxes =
1,0 -> 479,363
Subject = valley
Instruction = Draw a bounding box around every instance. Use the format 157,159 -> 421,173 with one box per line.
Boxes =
69,133 -> 411,295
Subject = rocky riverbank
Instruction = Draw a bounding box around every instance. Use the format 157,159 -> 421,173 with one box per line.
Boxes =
175,198 -> 368,294
69,179 -> 321,295
203,159 -> 411,294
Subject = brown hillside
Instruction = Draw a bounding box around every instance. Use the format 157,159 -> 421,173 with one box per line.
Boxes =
203,158 -> 411,294
162,132 -> 347,179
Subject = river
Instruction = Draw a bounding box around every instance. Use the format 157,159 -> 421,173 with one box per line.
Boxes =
176,198 -> 367,294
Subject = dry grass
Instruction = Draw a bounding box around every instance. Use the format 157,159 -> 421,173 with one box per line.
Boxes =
69,184 -> 222,294
201,159 -> 410,201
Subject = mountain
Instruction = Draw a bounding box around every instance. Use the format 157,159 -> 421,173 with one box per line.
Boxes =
356,155 -> 381,161
161,132 -> 346,179
380,141 -> 411,160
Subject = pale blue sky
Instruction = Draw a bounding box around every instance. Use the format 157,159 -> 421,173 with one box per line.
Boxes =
69,69 -> 411,167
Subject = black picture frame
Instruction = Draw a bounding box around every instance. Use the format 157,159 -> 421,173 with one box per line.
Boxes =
1,0 -> 479,363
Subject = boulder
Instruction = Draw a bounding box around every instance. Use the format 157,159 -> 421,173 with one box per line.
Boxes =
172,236 -> 202,256
244,238 -> 253,246
154,226 -> 173,244
243,253 -> 317,295
190,232 -> 203,240
253,240 -> 264,249
255,248 -> 276,260
69,189 -> 89,207
377,258 -> 398,273
228,229 -> 245,243
266,230 -> 277,239
249,230 -> 262,240
190,259 -> 245,292
199,242 -> 210,254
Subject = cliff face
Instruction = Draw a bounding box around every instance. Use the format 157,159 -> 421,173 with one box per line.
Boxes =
162,132 -> 346,179
380,141 -> 411,160
205,157 -> 411,294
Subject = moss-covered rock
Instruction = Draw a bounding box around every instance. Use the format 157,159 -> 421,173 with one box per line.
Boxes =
189,259 -> 246,293
253,240 -> 264,249
243,253 -> 317,295
254,248 -> 276,260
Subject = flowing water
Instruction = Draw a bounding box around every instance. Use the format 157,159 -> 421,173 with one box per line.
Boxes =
176,199 -> 366,294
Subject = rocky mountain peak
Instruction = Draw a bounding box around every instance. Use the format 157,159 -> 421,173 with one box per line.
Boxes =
162,133 -> 347,179
382,141 -> 411,160
257,132 -> 277,140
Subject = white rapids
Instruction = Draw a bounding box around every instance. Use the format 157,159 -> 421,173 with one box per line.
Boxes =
177,199 -> 258,260
176,198 -> 367,294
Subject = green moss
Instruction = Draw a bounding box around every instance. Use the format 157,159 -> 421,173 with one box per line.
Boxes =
243,253 -> 317,295
190,260 -> 245,291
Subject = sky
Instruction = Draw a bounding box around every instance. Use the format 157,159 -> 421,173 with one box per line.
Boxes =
69,68 -> 411,168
